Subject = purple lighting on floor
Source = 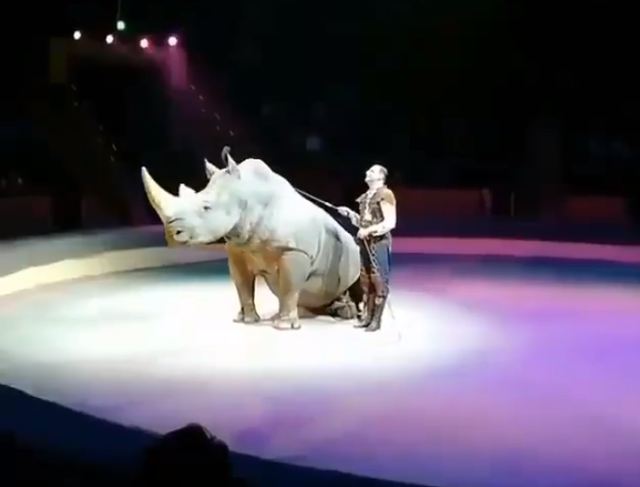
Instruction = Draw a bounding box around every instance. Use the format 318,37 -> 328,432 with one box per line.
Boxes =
1,235 -> 640,487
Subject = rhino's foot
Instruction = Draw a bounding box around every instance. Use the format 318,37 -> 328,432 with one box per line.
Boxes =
322,296 -> 359,320
337,301 -> 358,320
233,309 -> 261,324
271,311 -> 301,331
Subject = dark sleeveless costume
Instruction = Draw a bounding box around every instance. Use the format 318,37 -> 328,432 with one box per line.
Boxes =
354,187 -> 393,331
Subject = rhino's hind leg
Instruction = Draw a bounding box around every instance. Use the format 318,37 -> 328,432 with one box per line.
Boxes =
304,277 -> 362,321
227,246 -> 260,323
327,296 -> 359,320
272,251 -> 311,330
326,278 -> 363,320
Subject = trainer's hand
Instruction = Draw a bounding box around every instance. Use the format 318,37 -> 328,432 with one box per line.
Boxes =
337,206 -> 353,217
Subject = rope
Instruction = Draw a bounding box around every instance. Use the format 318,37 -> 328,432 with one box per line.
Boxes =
296,188 -> 340,210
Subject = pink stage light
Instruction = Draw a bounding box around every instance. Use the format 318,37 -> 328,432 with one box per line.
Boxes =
105,34 -> 114,44
167,36 -> 178,46
140,38 -> 149,49
73,31 -> 81,40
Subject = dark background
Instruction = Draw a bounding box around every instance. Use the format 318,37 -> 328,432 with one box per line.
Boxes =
2,0 -> 639,230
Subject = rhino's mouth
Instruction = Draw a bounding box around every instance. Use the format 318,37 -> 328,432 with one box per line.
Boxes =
194,237 -> 225,246
189,235 -> 225,246
223,225 -> 244,244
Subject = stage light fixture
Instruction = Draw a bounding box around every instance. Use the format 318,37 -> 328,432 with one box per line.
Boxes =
117,20 -> 126,31
106,34 -> 114,44
73,31 -> 81,40
167,36 -> 178,46
140,38 -> 149,49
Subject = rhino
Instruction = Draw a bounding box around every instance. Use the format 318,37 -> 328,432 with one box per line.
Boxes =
141,147 -> 363,330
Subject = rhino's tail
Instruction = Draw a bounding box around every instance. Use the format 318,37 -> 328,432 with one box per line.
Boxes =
333,225 -> 361,298
347,275 -> 364,309
326,226 -> 343,298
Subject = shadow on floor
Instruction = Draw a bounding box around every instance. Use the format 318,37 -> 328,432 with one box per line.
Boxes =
0,384 -> 426,487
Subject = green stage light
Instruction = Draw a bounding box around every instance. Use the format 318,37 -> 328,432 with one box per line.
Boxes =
117,20 -> 126,31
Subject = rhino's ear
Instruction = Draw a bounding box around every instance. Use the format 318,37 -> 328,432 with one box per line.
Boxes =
222,146 -> 240,177
204,158 -> 221,179
178,183 -> 196,197
221,146 -> 232,164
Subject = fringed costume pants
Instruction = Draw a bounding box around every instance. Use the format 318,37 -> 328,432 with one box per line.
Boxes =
358,236 -> 391,325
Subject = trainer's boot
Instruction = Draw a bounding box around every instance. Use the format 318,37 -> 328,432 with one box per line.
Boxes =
354,294 -> 375,328
364,296 -> 386,332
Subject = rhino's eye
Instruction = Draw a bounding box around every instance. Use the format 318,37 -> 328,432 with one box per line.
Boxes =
202,205 -> 212,212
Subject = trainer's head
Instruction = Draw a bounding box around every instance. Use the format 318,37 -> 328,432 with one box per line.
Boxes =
365,163 -> 388,187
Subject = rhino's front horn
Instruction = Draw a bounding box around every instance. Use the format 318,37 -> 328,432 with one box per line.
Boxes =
141,167 -> 177,222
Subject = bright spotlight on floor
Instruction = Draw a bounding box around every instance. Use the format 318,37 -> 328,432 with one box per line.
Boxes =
106,34 -> 114,44
167,36 -> 178,47
73,31 -> 81,40
140,38 -> 149,49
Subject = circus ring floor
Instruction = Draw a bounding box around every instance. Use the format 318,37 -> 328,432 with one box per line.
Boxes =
1,227 -> 640,487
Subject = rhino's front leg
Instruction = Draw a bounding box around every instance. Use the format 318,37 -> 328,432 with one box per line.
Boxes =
272,251 -> 311,331
227,246 -> 260,323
